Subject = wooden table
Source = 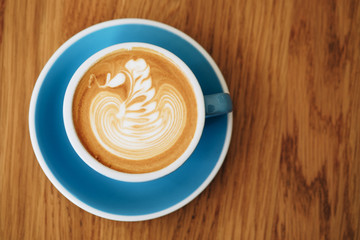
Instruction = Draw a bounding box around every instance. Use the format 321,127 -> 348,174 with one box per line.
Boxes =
1,0 -> 359,239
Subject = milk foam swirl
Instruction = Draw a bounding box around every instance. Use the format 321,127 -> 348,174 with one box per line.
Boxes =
88,58 -> 186,160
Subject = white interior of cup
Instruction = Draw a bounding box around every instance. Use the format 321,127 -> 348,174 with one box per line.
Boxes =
63,42 -> 205,182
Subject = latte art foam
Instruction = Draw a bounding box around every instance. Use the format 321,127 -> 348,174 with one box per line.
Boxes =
72,48 -> 198,173
89,59 -> 186,160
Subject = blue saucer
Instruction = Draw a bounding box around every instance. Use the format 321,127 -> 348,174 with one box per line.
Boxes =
29,19 -> 233,221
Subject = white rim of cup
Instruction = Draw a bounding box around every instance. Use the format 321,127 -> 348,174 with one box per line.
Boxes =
28,18 -> 233,221
63,42 -> 206,182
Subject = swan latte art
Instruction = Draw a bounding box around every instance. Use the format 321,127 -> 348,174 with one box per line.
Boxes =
72,47 -> 198,173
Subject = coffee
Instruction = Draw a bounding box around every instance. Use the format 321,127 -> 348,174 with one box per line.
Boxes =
72,47 -> 198,173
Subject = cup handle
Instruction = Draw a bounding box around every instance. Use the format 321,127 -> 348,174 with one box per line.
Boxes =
204,93 -> 233,118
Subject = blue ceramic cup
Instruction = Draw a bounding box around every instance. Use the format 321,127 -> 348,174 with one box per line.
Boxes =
63,42 -> 232,182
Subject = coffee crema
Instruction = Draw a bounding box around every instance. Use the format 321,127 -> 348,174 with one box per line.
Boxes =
72,47 -> 198,173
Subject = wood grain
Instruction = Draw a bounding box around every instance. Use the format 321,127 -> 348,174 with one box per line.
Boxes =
1,0 -> 360,239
